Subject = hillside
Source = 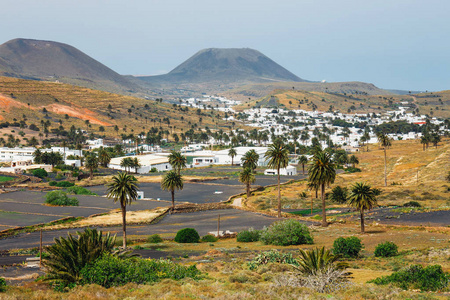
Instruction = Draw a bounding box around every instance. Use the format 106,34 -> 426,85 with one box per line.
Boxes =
0,76 -> 229,142
233,88 -> 450,118
136,48 -> 306,88
0,38 -> 144,96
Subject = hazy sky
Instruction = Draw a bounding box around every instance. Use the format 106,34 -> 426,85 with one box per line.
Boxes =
1,0 -> 449,91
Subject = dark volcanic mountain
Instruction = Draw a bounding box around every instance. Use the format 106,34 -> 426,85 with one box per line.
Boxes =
136,48 -> 307,86
0,38 -> 141,95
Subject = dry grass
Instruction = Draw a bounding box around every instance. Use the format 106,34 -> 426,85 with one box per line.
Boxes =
45,208 -> 168,230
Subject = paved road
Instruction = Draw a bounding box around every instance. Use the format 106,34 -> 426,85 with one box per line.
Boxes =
0,209 -> 297,251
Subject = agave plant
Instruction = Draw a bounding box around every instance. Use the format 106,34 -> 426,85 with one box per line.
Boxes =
43,228 -> 116,285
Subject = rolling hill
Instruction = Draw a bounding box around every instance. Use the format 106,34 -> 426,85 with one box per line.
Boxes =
0,38 -> 143,96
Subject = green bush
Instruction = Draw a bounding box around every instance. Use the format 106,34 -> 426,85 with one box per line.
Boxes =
345,167 -> 361,173
80,254 -> 201,288
236,228 -> 261,242
150,167 -> 158,173
66,186 -> 97,195
0,277 -> 6,292
54,181 -> 75,187
332,236 -> 363,258
201,234 -> 218,243
174,228 -> 200,243
32,168 -> 48,178
248,250 -> 298,270
369,264 -> 449,291
49,181 -> 57,186
374,241 -> 398,257
403,201 -> 421,207
45,191 -> 79,206
260,219 -> 313,246
147,234 -> 163,243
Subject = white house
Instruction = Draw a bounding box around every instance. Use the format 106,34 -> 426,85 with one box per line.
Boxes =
214,147 -> 269,166
264,165 -> 297,176
108,154 -> 172,174
0,147 -> 35,162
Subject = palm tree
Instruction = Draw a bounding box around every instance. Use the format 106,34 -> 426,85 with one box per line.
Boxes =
43,228 -> 115,285
431,133 -> 441,149
295,247 -> 348,275
307,181 -> 319,215
241,149 -> 259,171
239,167 -> 256,199
347,182 -> 378,234
161,170 -> 184,211
265,139 -> 289,218
377,133 -> 391,187
85,153 -> 98,179
132,157 -> 141,174
349,155 -> 359,168
98,147 -> 111,167
106,172 -> 139,248
120,157 -> 132,173
299,155 -> 308,175
420,135 -> 428,151
228,147 -> 237,166
308,150 -> 336,227
168,150 -> 187,175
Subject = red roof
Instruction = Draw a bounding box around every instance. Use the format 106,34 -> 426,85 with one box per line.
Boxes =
414,122 -> 426,125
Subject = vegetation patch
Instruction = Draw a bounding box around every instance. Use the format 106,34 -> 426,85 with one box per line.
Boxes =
174,228 -> 200,243
66,186 -> 97,195
45,190 -> 79,206
332,236 -> 363,258
236,228 -> 261,242
0,175 -> 13,182
374,241 -> 398,257
369,264 -> 449,291
260,219 -> 313,246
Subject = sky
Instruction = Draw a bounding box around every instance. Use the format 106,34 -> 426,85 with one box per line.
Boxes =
1,0 -> 449,91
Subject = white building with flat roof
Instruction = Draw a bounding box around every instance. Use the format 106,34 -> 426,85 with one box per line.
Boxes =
264,165 -> 297,176
109,154 -> 171,174
214,147 -> 269,166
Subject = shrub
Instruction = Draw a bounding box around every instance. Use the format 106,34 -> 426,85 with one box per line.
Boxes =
174,228 -> 200,243
49,181 -> 57,186
80,254 -> 201,288
236,228 -> 261,242
369,264 -> 449,291
201,234 -> 218,243
150,167 -> 158,173
32,168 -> 48,178
260,219 -> 313,246
332,236 -> 363,258
374,241 -> 398,257
248,250 -> 298,270
45,190 -> 79,206
66,186 -> 97,195
345,167 -> 361,173
55,181 -> 75,188
403,201 -> 421,207
0,277 -> 6,292
147,234 -> 163,243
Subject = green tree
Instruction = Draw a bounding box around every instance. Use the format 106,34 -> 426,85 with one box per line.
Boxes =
308,150 -> 336,227
377,133 -> 391,187
239,167 -> 256,199
161,170 -> 184,211
120,157 -> 133,173
328,186 -> 348,204
132,157 -> 141,174
85,153 -> 98,179
106,172 -> 139,248
347,182 -> 378,234
265,139 -> 289,218
241,149 -> 259,171
168,151 -> 187,175
299,155 -> 308,175
228,147 -> 237,166
98,147 -> 112,167
349,155 -> 359,168
33,149 -> 43,164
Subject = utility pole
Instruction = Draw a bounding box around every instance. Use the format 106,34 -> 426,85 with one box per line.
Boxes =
217,214 -> 220,237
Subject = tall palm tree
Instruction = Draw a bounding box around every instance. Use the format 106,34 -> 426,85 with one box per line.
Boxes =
98,147 -> 112,167
299,155 -> 308,175
85,153 -> 98,180
228,147 -> 237,166
347,182 -> 378,234
241,149 -> 259,171
377,133 -> 391,187
308,150 -> 336,227
168,150 -> 187,175
132,157 -> 141,174
106,172 -> 139,248
265,139 -> 289,218
239,167 -> 256,199
420,135 -> 428,151
161,170 -> 184,211
120,157 -> 132,173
